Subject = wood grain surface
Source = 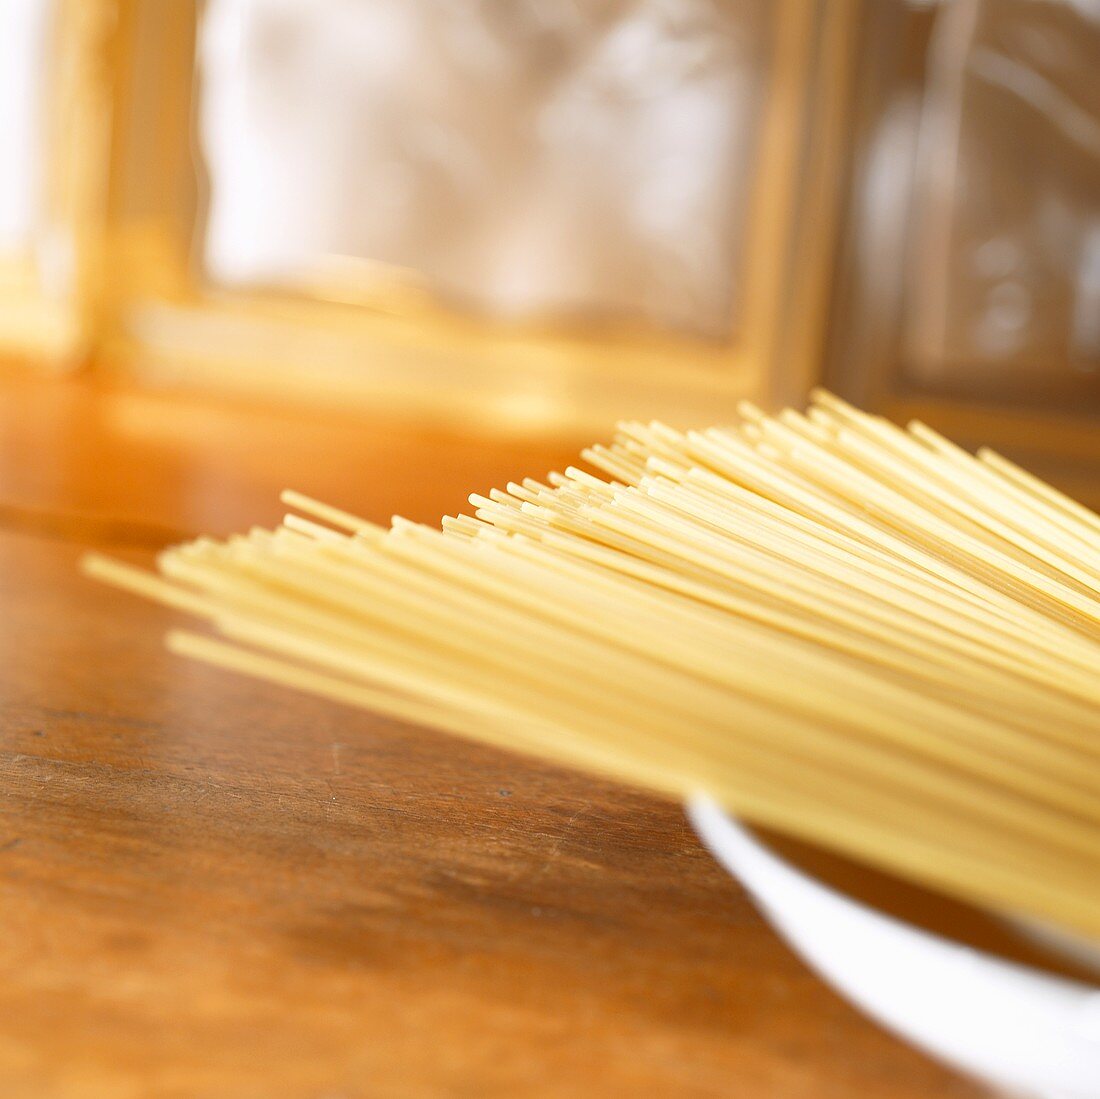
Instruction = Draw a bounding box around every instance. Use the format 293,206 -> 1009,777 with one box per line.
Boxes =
0,366 -> 985,1097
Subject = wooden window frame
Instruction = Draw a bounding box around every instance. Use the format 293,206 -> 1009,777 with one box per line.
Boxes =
7,0 -> 858,434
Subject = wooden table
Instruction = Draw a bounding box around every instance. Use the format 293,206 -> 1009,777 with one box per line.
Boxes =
0,367 -> 983,1097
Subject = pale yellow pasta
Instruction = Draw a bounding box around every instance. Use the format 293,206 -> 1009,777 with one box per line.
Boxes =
83,392 -> 1100,939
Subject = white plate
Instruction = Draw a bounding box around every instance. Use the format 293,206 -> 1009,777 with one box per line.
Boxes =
688,796 -> 1100,1099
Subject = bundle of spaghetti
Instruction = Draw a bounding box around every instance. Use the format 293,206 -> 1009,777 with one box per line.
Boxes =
83,390 -> 1100,939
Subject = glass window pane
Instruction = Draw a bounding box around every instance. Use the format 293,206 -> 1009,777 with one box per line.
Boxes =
0,0 -> 55,256
196,0 -> 773,340
906,0 -> 1100,383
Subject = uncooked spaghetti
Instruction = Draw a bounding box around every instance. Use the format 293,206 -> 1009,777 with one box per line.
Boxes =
83,391 -> 1100,938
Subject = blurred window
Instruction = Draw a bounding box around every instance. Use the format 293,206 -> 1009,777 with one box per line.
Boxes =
907,0 -> 1100,381
0,0 -> 54,256
197,0 -> 772,341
